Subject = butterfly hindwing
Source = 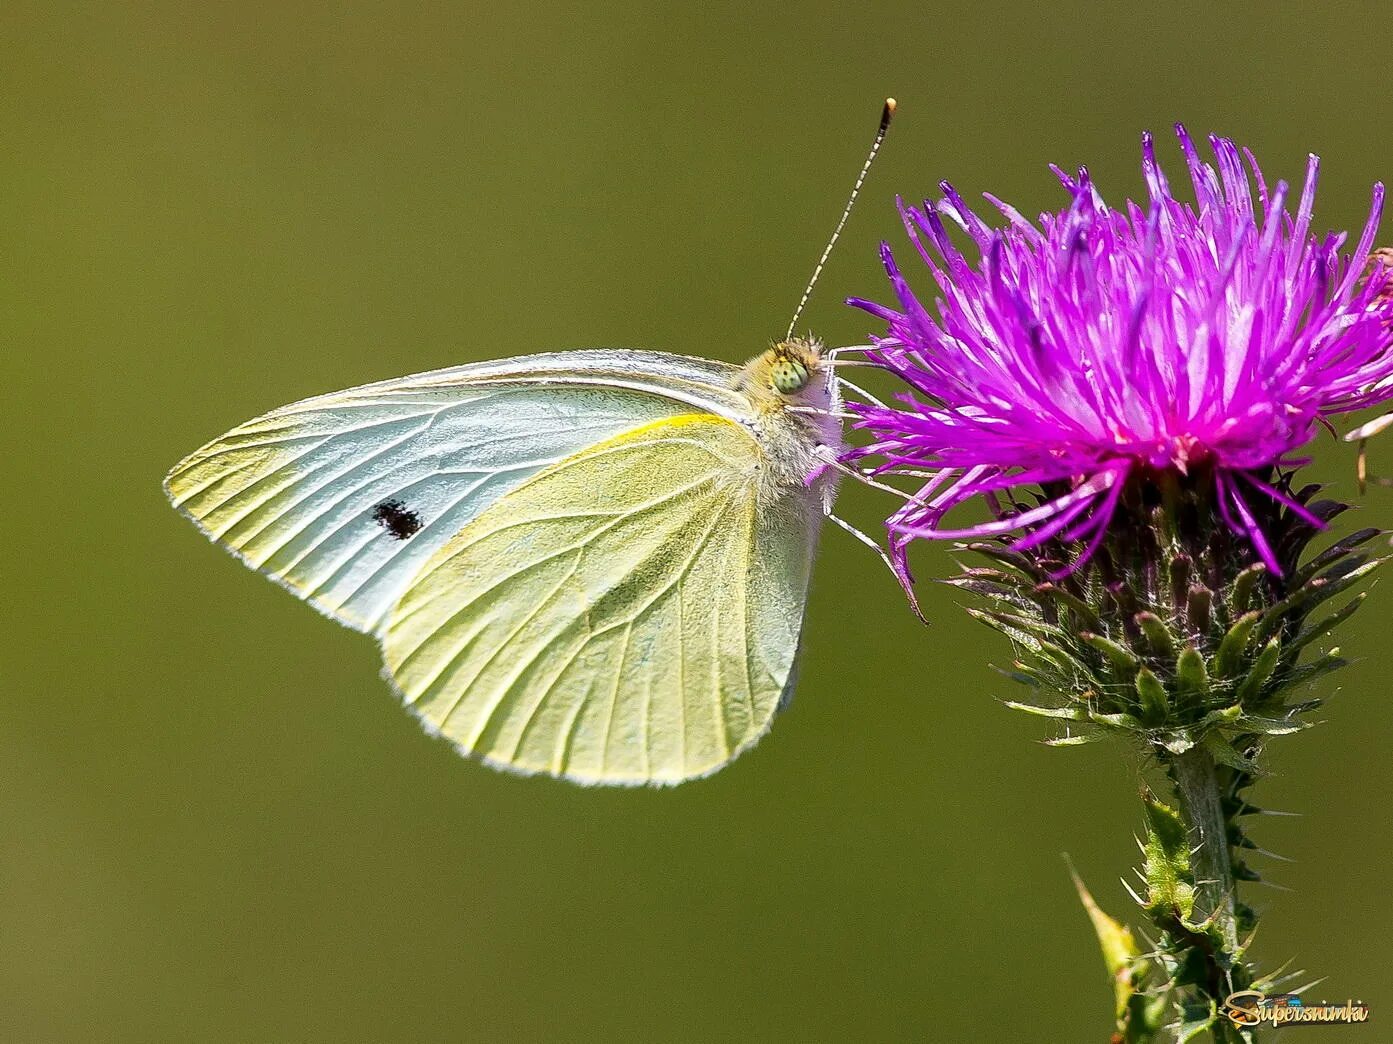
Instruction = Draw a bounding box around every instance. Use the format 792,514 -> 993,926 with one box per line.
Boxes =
382,414 -> 818,785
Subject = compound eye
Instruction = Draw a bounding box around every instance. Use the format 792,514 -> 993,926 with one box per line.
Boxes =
771,357 -> 810,394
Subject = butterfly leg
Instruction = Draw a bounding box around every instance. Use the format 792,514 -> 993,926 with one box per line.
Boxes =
1356,437 -> 1393,494
821,505 -> 926,624
786,405 -> 860,421
823,345 -> 888,408
811,445 -> 926,503
811,445 -> 925,622
824,344 -> 876,356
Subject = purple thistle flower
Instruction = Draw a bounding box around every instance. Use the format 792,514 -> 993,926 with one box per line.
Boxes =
849,125 -> 1393,575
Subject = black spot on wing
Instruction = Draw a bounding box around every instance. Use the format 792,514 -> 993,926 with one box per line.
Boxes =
372,499 -> 423,540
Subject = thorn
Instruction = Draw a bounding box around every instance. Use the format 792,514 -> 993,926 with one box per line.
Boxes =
1270,967 -> 1308,989
1240,923 -> 1261,951
1066,857 -> 1108,922
1190,906 -> 1220,931
1121,878 -> 1144,905
1264,955 -> 1295,982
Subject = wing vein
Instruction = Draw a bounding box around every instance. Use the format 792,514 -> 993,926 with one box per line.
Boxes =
432,550 -> 584,738
389,471 -> 720,643
596,622 -> 634,778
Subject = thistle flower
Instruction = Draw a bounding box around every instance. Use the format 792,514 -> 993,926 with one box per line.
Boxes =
848,128 -> 1393,1042
850,125 -> 1393,575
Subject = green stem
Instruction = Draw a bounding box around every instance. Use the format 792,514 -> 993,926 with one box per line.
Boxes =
1170,747 -> 1239,952
1168,746 -> 1254,1043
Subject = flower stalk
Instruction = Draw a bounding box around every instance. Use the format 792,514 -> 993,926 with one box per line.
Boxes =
1167,747 -> 1238,955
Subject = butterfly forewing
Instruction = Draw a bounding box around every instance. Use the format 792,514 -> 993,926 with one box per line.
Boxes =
164,351 -> 747,634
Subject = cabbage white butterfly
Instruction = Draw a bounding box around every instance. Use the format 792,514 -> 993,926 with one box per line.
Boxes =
165,101 -> 899,785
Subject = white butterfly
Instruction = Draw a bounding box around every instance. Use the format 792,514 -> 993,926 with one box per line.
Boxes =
165,101 -> 905,785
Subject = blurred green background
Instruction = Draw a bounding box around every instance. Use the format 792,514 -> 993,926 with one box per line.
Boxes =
5,2 -> 1393,1040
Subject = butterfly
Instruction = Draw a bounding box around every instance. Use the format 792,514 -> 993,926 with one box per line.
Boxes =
164,100 -> 902,786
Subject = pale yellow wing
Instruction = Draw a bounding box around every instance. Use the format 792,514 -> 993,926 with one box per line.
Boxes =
382,414 -> 819,785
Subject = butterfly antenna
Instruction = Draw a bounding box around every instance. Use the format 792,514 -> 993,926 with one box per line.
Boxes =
783,97 -> 896,342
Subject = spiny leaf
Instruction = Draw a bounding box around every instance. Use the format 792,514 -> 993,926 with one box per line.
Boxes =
1136,612 -> 1176,658
962,541 -> 1045,578
1174,1000 -> 1217,1043
1259,557 -> 1384,639
1228,563 -> 1268,615
1034,640 -> 1090,678
1141,790 -> 1195,922
1202,732 -> 1260,773
1214,612 -> 1261,678
1003,700 -> 1086,721
994,663 -> 1043,688
1291,497 -> 1349,528
1043,733 -> 1101,747
1196,704 -> 1243,730
1070,865 -> 1149,1023
1034,581 -> 1103,631
942,577 -> 1022,599
1319,550 -> 1378,582
1229,714 -> 1310,737
1287,593 -> 1366,656
1293,527 -> 1381,585
1135,667 -> 1170,723
1175,647 -> 1209,701
1236,638 -> 1281,703
1308,556 -> 1385,602
953,565 -> 1016,583
969,607 -> 1068,642
966,608 -> 1042,646
1279,649 -> 1347,689
1084,632 -> 1141,673
1090,710 -> 1146,730
1186,585 -> 1213,636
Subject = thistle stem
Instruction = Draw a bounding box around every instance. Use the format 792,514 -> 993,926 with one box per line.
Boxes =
1169,746 -> 1239,953
1168,746 -> 1257,1043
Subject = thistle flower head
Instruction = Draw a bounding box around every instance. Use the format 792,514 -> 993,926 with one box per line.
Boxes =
850,125 -> 1393,574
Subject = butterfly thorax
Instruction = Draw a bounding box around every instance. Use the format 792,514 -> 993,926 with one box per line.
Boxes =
733,337 -> 842,506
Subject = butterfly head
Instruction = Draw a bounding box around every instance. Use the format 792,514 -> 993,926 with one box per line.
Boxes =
769,341 -> 814,394
736,337 -> 842,467
742,337 -> 827,402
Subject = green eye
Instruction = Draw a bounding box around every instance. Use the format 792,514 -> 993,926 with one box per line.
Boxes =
771,357 -> 810,394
